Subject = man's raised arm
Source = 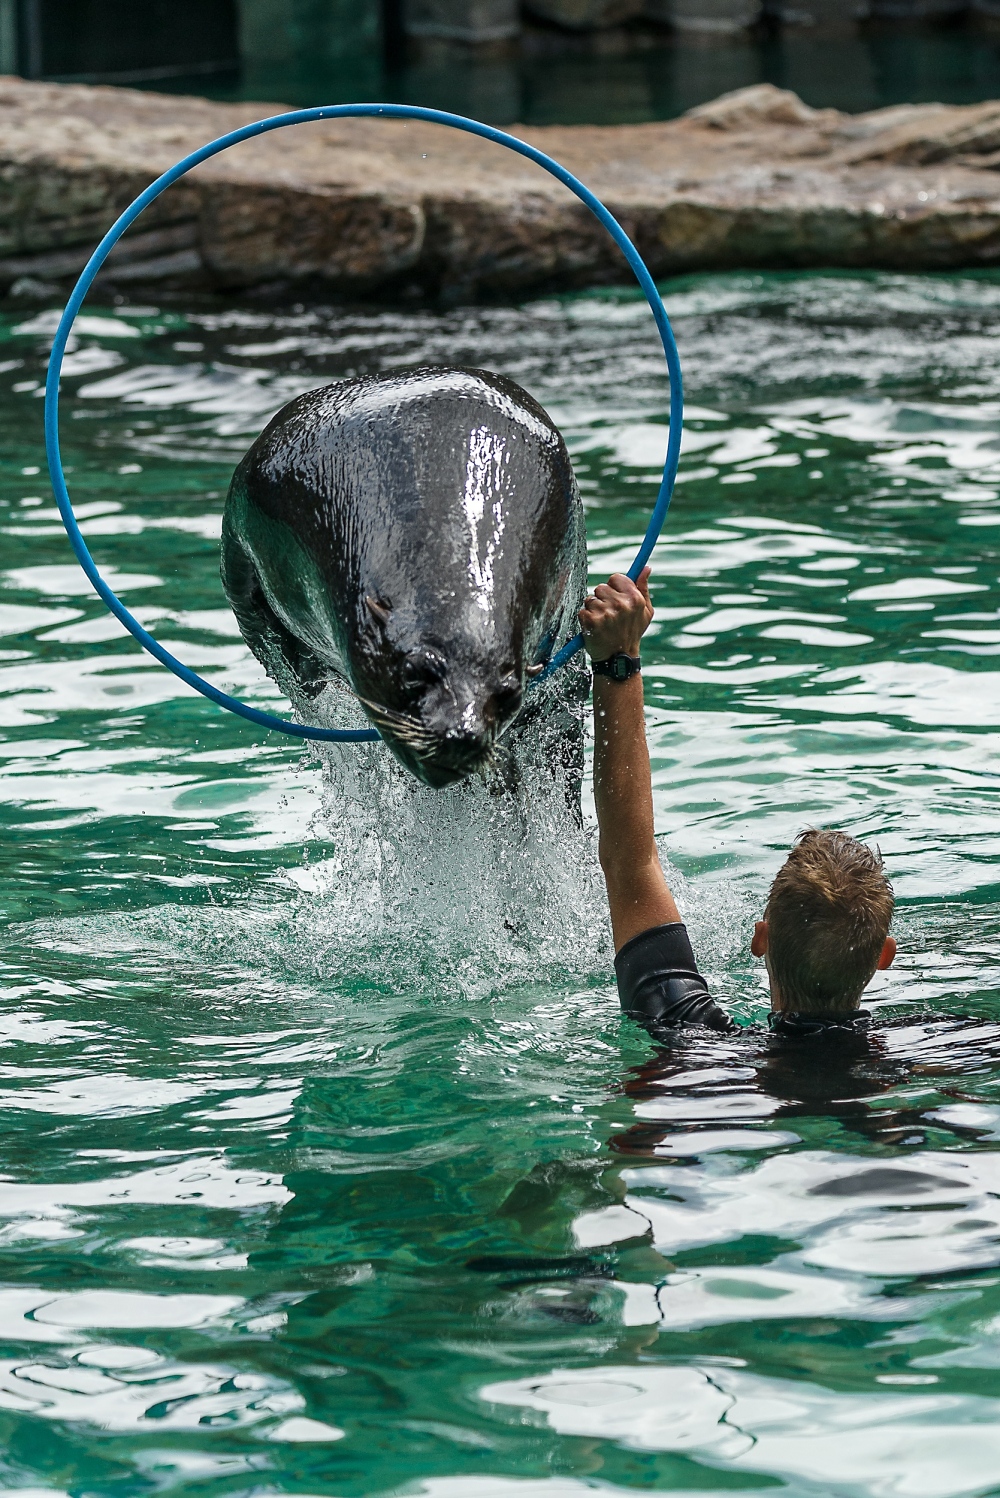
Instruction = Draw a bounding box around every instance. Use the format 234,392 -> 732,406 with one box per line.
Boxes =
579,568 -> 681,951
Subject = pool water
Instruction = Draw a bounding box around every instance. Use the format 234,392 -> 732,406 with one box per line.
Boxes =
5,272 -> 1000,1497
200,28 -> 1000,127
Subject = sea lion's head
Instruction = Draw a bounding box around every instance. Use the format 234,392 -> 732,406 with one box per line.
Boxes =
223,368 -> 585,787
350,587 -> 543,789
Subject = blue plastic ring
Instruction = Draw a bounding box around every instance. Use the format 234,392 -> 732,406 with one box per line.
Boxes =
44,103 -> 684,744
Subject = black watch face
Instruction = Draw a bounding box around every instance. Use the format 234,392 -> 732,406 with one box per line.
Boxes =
611,655 -> 629,681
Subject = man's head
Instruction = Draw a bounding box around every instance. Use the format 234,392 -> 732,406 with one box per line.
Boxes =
750,829 -> 895,1015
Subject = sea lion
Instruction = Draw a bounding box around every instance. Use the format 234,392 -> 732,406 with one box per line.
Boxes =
221,366 -> 587,789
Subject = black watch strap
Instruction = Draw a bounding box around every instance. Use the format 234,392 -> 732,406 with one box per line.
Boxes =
592,652 -> 641,682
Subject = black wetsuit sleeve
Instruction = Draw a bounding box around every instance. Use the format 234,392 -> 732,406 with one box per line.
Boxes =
614,923 -> 737,1035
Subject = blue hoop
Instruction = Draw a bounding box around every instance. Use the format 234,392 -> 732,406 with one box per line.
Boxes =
44,104 -> 684,744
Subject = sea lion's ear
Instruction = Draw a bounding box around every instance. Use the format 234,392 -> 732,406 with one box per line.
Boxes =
366,595 -> 392,627
525,663 -> 545,678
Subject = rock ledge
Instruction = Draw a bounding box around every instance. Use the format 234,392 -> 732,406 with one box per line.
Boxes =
4,78 -> 1000,298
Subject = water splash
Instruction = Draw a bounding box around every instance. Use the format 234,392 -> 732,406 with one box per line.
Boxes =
292,667 -> 613,993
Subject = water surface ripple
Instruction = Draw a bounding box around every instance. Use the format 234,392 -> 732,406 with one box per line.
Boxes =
4,271 -> 1000,1496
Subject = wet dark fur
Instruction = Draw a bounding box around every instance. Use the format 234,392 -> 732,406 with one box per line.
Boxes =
221,366 -> 588,791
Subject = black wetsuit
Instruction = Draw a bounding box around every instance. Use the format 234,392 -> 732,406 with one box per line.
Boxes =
614,923 -> 871,1039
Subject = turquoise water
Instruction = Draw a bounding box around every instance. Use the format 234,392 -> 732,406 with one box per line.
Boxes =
6,272 -> 1000,1495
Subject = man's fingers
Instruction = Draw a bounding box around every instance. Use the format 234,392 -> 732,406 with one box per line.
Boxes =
588,572 -> 651,621
603,574 -> 646,610
582,569 -> 654,660
578,603 -> 606,628
598,578 -> 638,603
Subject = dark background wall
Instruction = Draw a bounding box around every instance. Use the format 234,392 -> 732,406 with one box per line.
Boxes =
3,0 -> 1000,125
11,0 -> 240,81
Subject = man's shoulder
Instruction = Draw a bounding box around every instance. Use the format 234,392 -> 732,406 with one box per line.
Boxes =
614,923 -> 738,1036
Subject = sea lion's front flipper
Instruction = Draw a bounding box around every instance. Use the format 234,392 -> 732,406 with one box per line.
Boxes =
221,514 -> 329,700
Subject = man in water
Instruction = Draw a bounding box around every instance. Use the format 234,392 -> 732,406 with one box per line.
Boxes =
580,568 -> 897,1038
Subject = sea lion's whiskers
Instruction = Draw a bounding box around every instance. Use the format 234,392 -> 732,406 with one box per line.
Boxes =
359,696 -> 439,751
361,695 -> 500,771
474,748 -> 498,783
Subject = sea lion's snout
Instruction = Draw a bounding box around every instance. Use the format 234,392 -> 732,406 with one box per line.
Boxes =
420,722 -> 494,788
423,673 -> 523,788
362,653 -> 525,787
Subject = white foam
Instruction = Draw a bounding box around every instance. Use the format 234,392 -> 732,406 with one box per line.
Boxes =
297,671 -> 612,991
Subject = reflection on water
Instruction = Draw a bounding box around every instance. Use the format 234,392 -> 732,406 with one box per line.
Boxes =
7,271 -> 1000,1493
189,30 -> 1000,126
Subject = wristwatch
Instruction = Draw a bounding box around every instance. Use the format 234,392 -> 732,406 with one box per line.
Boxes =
592,652 -> 641,682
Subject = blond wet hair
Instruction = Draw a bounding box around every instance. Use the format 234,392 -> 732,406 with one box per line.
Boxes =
765,829 -> 894,1015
